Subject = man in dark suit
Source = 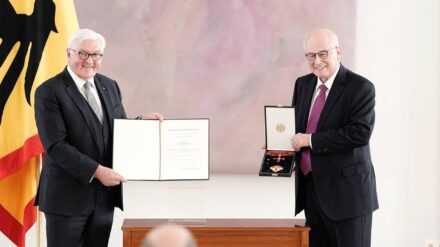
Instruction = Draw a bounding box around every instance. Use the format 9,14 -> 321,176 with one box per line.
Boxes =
34,29 -> 163,247
290,28 -> 378,247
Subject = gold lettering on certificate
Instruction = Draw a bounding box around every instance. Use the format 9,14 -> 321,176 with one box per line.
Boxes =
275,123 -> 286,133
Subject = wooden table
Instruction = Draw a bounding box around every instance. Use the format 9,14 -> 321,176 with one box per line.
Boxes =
122,218 -> 309,247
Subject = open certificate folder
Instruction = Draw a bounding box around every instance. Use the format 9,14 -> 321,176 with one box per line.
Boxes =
113,119 -> 209,180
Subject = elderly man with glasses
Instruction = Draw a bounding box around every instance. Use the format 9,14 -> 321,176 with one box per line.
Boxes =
290,28 -> 378,247
34,29 -> 163,247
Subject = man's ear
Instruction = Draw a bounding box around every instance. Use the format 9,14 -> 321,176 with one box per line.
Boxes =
336,46 -> 342,60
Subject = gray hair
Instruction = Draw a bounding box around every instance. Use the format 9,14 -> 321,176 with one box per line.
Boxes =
67,28 -> 106,52
142,224 -> 197,247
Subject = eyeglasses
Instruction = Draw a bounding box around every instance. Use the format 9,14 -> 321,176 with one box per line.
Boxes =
304,47 -> 337,61
70,49 -> 103,61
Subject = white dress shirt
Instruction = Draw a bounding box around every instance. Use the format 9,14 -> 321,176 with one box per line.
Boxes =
67,65 -> 103,111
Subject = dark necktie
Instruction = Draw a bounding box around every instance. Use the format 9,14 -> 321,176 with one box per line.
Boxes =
84,81 -> 103,123
301,84 -> 327,175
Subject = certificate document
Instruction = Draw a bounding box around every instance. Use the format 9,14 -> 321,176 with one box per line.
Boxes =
113,119 -> 209,180
265,106 -> 295,151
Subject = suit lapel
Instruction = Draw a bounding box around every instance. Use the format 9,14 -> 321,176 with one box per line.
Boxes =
63,69 -> 102,149
95,77 -> 114,130
317,65 -> 347,130
298,77 -> 317,132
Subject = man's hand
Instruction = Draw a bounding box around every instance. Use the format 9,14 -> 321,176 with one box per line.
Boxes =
144,112 -> 164,121
291,133 -> 311,151
94,165 -> 127,186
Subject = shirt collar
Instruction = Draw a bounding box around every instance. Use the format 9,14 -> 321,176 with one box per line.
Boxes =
67,65 -> 95,89
314,63 -> 340,92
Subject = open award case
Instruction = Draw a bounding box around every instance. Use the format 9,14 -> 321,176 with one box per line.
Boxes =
259,106 -> 295,177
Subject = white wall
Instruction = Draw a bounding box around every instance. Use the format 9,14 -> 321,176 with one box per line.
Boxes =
356,0 -> 440,246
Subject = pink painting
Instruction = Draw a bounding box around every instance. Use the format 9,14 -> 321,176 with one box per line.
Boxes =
75,0 -> 356,173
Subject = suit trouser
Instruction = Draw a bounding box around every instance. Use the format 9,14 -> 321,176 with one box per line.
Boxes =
45,186 -> 114,247
304,173 -> 372,247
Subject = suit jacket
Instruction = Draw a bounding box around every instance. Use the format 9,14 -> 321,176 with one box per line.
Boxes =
34,68 -> 127,216
292,64 -> 378,221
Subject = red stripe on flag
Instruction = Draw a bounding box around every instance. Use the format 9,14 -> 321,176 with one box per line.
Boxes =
0,135 -> 44,179
0,197 -> 37,247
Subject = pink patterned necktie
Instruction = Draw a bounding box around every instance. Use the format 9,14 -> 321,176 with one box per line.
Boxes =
301,84 -> 327,175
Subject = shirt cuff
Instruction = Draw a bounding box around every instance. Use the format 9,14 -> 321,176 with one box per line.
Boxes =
90,164 -> 100,183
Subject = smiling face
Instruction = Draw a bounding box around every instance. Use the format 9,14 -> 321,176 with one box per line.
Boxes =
67,39 -> 103,80
304,29 -> 341,82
